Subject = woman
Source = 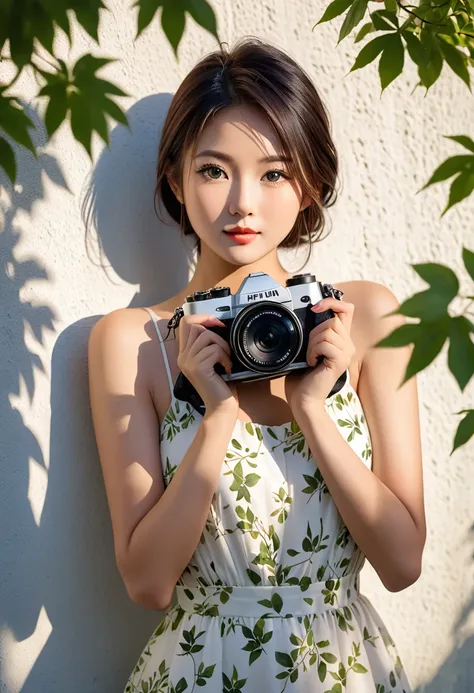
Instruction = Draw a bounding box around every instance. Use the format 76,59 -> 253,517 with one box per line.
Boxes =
88,37 -> 425,692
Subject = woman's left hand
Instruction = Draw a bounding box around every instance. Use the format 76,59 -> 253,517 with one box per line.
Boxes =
285,297 -> 356,414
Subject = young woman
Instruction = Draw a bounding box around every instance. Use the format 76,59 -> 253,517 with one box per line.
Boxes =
88,37 -> 425,693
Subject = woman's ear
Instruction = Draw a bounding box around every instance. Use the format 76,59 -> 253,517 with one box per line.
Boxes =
300,193 -> 312,212
165,166 -> 184,204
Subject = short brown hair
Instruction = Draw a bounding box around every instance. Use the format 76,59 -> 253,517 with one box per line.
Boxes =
155,36 -> 339,255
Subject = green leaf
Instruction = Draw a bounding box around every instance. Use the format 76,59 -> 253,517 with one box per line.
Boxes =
275,651 -> 293,668
350,35 -> 387,72
418,29 -> 443,90
187,0 -> 218,40
9,2 -> 34,68
74,0 -> 106,43
69,90 -> 93,155
354,21 -> 375,43
271,592 -> 283,613
161,2 -> 186,56
448,316 -> 474,390
370,11 -> 395,31
0,97 -> 36,154
402,319 -> 450,383
444,135 -> 474,154
313,0 -> 353,26
438,38 -> 471,90
338,0 -> 369,44
402,30 -> 427,68
419,155 -> 474,189
451,409 -> 474,454
31,2 -> 56,55
0,136 -> 16,184
384,0 -> 397,11
41,83 -> 68,138
411,263 -> 459,301
318,660 -> 327,682
372,9 -> 399,30
246,569 -> 262,585
321,652 -> 338,663
376,323 -> 422,348
462,248 -> 474,282
441,171 -> 474,216
353,663 -> 368,673
396,289 -> 451,321
379,32 -> 404,91
135,0 -> 163,37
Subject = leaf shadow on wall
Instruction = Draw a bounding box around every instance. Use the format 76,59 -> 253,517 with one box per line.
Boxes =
414,523 -> 474,693
4,95 -> 193,693
0,106 -> 67,686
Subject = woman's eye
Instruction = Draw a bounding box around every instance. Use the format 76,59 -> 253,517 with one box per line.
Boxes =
196,165 -> 288,184
206,166 -> 224,179
265,170 -> 287,183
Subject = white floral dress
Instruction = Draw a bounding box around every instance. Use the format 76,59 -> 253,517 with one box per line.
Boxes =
123,307 -> 412,693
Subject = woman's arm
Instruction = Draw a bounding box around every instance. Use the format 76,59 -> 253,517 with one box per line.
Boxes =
88,309 -> 237,610
293,281 -> 426,592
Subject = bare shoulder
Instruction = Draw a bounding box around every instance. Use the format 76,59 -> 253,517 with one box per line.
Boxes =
89,305 -> 169,388
336,280 -> 404,366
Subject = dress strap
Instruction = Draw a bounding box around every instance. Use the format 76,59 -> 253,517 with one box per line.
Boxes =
143,307 -> 175,395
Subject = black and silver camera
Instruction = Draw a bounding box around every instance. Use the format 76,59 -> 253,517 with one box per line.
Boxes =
169,271 -> 348,415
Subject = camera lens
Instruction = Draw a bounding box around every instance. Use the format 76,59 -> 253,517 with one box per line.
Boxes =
230,302 -> 302,373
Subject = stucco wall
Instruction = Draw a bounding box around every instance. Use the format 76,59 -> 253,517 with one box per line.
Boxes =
1,2 -> 473,691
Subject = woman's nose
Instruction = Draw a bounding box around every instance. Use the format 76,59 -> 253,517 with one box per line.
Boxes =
228,178 -> 255,217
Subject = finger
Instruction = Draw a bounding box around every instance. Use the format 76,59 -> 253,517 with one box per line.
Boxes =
178,314 -> 225,351
307,333 -> 344,366
307,340 -> 341,367
308,328 -> 346,352
312,299 -> 354,331
195,344 -> 232,374
187,327 -> 231,360
310,315 -> 346,338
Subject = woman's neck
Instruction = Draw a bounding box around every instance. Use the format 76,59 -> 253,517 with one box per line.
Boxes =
185,242 -> 291,297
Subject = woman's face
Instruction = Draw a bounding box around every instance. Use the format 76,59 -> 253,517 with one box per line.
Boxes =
169,104 -> 311,265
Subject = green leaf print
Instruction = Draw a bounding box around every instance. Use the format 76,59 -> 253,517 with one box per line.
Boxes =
162,402 -> 195,442
275,652 -> 294,668
246,568 -> 262,585
363,625 -> 379,648
353,663 -> 368,673
222,664 -> 247,692
240,617 -> 273,665
302,469 -> 328,503
321,652 -> 337,663
275,618 -> 338,690
170,678 -> 187,693
270,484 -> 292,523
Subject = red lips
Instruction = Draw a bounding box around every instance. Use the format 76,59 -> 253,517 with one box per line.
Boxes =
224,227 -> 258,234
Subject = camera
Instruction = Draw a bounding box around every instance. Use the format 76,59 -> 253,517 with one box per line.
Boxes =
169,272 -> 348,415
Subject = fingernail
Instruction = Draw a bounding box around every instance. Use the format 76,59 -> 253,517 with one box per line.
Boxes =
312,302 -> 323,311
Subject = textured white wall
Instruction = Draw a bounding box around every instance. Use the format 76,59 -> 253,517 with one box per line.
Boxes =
1,1 -> 473,691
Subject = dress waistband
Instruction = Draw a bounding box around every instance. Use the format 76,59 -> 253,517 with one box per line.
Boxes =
176,574 -> 360,618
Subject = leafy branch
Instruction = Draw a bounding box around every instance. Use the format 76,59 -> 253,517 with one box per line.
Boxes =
314,0 -> 474,452
376,248 -> 474,453
0,0 -> 220,182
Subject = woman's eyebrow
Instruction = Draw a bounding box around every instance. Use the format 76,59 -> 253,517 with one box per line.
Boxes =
195,149 -> 292,164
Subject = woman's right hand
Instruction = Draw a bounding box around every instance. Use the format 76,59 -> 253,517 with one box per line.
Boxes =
176,314 -> 239,417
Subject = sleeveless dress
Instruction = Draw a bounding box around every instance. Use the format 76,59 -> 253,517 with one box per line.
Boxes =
123,307 -> 412,693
